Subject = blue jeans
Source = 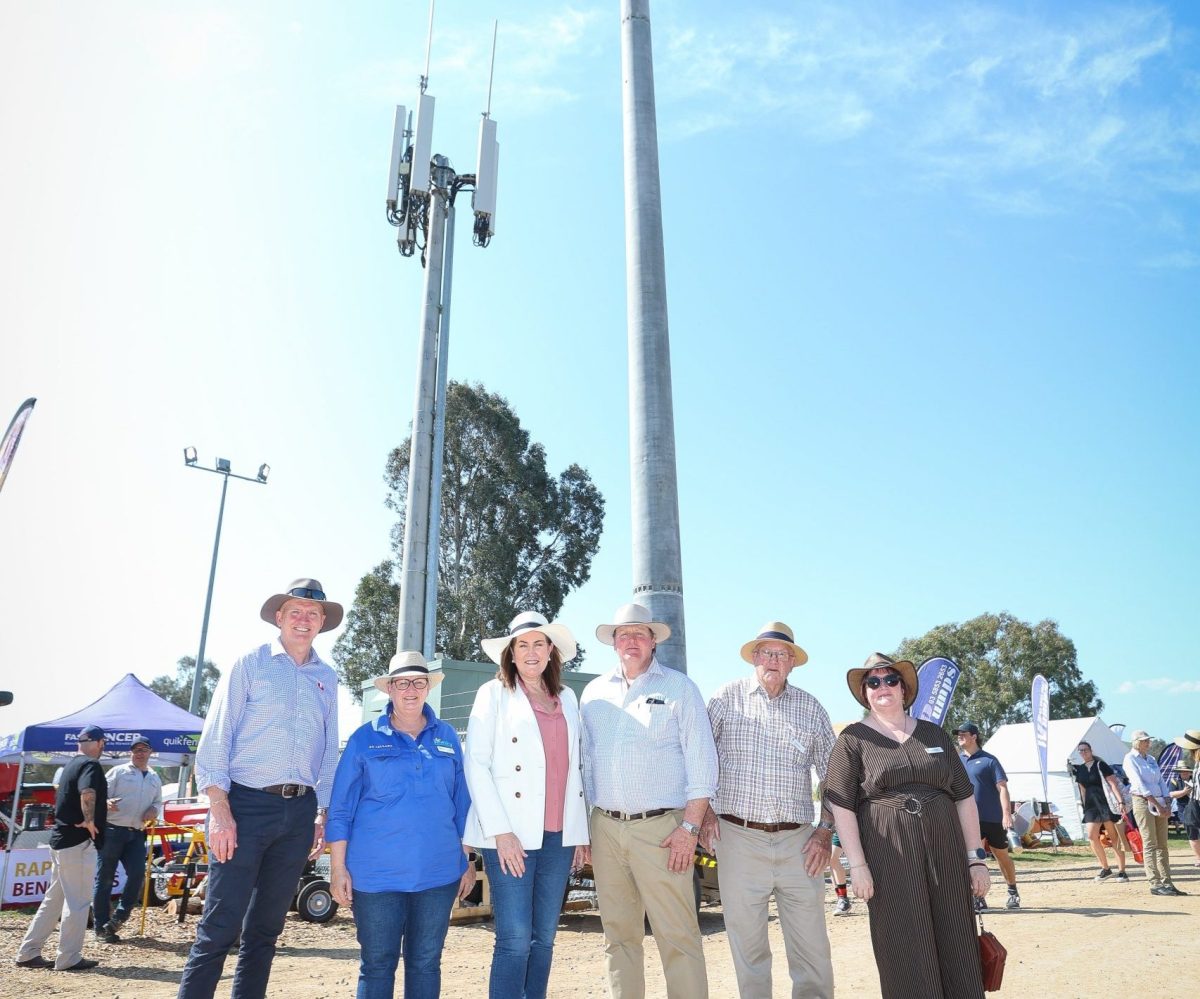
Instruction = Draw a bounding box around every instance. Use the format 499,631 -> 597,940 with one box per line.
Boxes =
482,830 -> 574,999
92,824 -> 149,930
352,880 -> 459,999
177,784 -> 316,999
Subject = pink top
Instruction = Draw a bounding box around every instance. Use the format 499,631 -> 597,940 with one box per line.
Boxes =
522,681 -> 568,833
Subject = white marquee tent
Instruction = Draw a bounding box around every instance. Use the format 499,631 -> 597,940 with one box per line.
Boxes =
981,716 -> 1129,842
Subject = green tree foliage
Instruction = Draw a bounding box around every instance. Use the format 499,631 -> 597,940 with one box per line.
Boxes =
148,656 -> 220,717
332,382 -> 605,701
895,611 -> 1102,740
331,561 -> 401,701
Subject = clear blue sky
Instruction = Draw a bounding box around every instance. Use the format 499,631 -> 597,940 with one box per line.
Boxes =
2,1 -> 1197,748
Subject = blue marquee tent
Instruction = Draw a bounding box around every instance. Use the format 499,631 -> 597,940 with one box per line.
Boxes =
0,672 -> 204,764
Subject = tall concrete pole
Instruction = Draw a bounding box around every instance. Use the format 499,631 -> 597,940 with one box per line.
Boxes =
620,0 -> 687,672
397,189 -> 448,657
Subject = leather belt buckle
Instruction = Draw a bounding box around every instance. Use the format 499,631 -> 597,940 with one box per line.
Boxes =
902,796 -> 923,816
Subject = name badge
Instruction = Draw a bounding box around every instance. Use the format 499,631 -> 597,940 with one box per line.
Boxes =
436,744 -> 456,754
791,738 -> 807,754
926,746 -> 944,754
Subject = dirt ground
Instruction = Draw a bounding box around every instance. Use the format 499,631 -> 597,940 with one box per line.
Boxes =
2,844 -> 1196,998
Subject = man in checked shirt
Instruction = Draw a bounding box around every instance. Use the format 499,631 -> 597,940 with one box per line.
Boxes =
177,577 -> 341,999
580,602 -> 718,999
700,621 -> 837,999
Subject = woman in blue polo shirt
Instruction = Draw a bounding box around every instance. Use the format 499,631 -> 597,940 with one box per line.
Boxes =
327,651 -> 475,999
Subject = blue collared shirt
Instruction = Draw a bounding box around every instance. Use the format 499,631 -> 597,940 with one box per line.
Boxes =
1123,749 -> 1169,798
105,763 -> 164,829
326,704 -> 470,893
580,656 -> 718,813
195,640 -> 339,806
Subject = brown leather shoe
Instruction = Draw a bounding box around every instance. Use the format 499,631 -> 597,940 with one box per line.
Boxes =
14,955 -> 53,969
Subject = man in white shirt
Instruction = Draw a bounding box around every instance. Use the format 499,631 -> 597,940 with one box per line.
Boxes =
92,737 -> 163,939
1123,729 -> 1184,896
580,602 -> 717,999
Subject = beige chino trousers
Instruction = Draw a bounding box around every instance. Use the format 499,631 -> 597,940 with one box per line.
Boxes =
589,808 -> 709,999
714,819 -> 834,999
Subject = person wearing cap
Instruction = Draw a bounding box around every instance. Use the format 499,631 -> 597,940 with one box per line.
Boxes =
824,654 -> 988,999
1122,729 -> 1185,896
91,735 -> 163,940
327,651 -> 475,999
952,722 -> 1021,910
579,602 -> 717,999
1070,741 -> 1129,883
463,612 -> 589,999
177,578 -> 342,999
13,724 -> 109,972
702,621 -> 837,999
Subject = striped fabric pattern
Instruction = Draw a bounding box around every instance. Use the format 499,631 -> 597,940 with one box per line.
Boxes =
824,719 -> 984,999
196,640 -> 340,806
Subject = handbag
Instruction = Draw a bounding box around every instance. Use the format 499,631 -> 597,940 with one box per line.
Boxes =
1182,793 -> 1200,828
977,911 -> 1006,992
1123,812 -> 1144,863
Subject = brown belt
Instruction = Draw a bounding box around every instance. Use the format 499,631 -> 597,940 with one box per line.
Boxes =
719,813 -> 803,833
599,807 -> 672,821
258,783 -> 312,798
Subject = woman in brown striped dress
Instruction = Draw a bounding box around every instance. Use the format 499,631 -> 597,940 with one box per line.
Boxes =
824,653 -> 990,999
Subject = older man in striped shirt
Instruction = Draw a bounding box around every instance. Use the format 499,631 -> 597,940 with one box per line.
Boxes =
177,578 -> 341,999
580,603 -> 718,999
702,622 -> 837,999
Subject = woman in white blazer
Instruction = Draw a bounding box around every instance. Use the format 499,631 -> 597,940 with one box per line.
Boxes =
464,612 -> 589,999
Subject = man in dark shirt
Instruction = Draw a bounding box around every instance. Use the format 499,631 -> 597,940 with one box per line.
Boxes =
13,724 -> 108,971
954,722 -> 1021,910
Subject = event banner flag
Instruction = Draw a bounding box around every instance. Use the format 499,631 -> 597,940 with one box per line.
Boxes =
1158,743 -> 1182,780
0,397 -> 37,495
910,657 -> 961,725
1032,673 -> 1050,802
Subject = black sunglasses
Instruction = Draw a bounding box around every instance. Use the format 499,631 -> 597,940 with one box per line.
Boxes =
864,674 -> 903,690
287,586 -> 326,601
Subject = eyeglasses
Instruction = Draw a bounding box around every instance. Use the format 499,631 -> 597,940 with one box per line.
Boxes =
389,678 -> 429,691
756,650 -> 793,662
864,674 -> 903,690
77,738 -> 99,744
287,586 -> 326,601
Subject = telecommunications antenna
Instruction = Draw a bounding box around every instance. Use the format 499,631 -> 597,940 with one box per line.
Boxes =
421,0 -> 436,93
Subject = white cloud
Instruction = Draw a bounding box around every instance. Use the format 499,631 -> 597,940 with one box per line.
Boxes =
1118,677 -> 1200,694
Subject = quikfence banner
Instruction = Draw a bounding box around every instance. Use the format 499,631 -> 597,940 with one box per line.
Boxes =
1032,674 -> 1050,802
909,657 -> 961,726
1158,743 -> 1182,779
0,397 -> 37,495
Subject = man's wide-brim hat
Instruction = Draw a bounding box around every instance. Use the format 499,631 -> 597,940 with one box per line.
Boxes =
480,611 -> 578,666
846,652 -> 919,710
739,621 -> 808,667
1174,729 -> 1200,752
260,578 -> 344,633
595,602 -> 671,647
372,651 -> 445,693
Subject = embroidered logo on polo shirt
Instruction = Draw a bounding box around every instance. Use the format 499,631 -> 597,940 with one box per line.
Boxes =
433,737 -> 456,755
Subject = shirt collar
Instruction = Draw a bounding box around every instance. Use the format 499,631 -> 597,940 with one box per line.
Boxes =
373,703 -> 435,736
270,638 -> 321,667
609,655 -> 664,686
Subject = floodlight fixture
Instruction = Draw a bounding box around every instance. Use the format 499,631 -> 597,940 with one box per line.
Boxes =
215,458 -> 231,473
184,446 -> 198,465
257,463 -> 270,483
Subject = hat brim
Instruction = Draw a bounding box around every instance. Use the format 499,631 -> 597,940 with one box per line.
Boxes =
846,660 -> 918,710
595,621 -> 671,647
372,669 -> 445,694
260,593 -> 344,633
1175,735 -> 1200,751
480,623 -> 578,666
740,638 -> 809,667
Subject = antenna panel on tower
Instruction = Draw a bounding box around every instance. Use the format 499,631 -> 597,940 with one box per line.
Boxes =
386,104 -> 408,204
473,117 -> 498,218
410,93 -> 436,192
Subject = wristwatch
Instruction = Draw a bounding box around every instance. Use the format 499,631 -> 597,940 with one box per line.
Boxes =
680,820 -> 701,837
967,848 -> 986,860
815,820 -> 835,833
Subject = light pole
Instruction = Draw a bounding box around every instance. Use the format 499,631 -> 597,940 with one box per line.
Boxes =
179,447 -> 268,791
